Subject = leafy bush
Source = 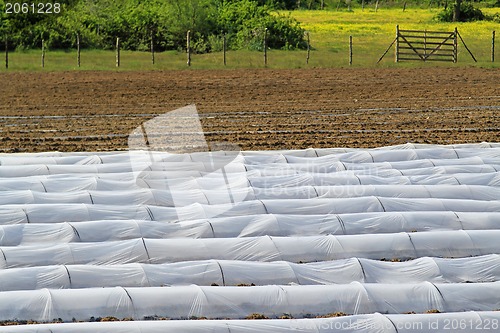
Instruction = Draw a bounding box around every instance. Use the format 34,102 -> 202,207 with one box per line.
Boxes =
436,2 -> 486,22
0,0 -> 306,52
216,0 -> 306,50
269,0 -> 324,9
0,0 -> 80,49
488,0 -> 500,7
207,34 -> 224,52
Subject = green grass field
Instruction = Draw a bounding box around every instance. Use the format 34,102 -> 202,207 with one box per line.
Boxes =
293,6 -> 499,67
1,6 -> 499,71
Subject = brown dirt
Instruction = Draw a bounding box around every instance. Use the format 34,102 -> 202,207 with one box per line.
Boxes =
0,68 -> 498,152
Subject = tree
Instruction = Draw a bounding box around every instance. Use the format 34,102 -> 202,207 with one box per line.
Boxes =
437,1 -> 485,22
0,0 -> 306,51
453,0 -> 461,22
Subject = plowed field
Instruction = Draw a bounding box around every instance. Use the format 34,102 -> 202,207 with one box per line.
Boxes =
0,67 -> 498,152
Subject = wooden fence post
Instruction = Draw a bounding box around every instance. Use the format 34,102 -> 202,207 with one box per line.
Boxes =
77,33 -> 81,67
362,0 -> 365,11
403,2 -> 407,11
151,30 -> 155,65
264,28 -> 268,67
423,29 -> 427,61
492,31 -> 496,62
306,32 -> 310,64
4,36 -> 8,69
453,27 -> 458,63
321,0 -> 324,9
116,37 -> 120,67
187,30 -> 191,67
41,39 -> 45,68
349,35 -> 353,66
395,25 -> 399,62
223,32 -> 227,66
375,0 -> 379,12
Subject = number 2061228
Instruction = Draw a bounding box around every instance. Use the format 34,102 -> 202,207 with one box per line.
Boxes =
5,2 -> 61,14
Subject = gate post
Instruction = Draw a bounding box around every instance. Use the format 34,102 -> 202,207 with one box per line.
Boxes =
395,25 -> 400,62
349,35 -> 353,66
423,30 -> 427,62
453,27 -> 458,63
492,31 -> 496,62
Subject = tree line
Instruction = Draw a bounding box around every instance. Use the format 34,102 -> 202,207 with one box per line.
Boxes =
1,0 -> 495,52
0,0 -> 307,51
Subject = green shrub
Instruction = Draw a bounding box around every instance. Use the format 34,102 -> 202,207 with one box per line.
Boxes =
1,0 -> 306,52
207,34 -> 224,52
489,0 -> 500,7
436,2 -> 486,22
217,0 -> 306,50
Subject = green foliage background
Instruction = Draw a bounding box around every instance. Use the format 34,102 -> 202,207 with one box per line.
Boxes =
436,2 -> 486,21
0,0 -> 306,51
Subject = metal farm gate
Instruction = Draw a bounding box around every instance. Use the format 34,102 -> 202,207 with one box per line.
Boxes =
396,26 -> 457,62
378,25 -> 477,63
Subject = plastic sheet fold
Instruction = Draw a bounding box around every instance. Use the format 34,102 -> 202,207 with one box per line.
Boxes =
1,231 -> 500,269
1,143 -> 500,328
0,283 -> 499,322
1,254 -> 499,291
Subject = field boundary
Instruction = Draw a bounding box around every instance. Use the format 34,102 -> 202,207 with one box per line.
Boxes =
2,28 -> 497,70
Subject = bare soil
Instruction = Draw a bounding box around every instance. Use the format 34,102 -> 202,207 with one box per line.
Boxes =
0,68 -> 498,152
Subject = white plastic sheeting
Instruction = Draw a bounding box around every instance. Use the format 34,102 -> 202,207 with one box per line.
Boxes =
0,283 -> 499,321
0,311 -> 499,333
1,255 -> 500,291
1,143 -> 500,327
0,196 -> 499,224
1,230 -> 500,268
2,143 -> 500,164
1,171 -> 500,192
1,211 -> 500,245
0,184 -> 500,205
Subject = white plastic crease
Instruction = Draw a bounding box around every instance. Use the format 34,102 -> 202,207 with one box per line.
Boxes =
1,171 -> 499,193
1,255 -> 500,291
0,196 -> 499,225
1,211 -> 500,245
1,143 -> 500,329
1,231 -> 500,269
1,311 -> 499,333
0,284 -> 499,322
0,185 -> 499,205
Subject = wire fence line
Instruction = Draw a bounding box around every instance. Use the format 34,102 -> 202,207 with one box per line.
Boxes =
2,28 -> 497,69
